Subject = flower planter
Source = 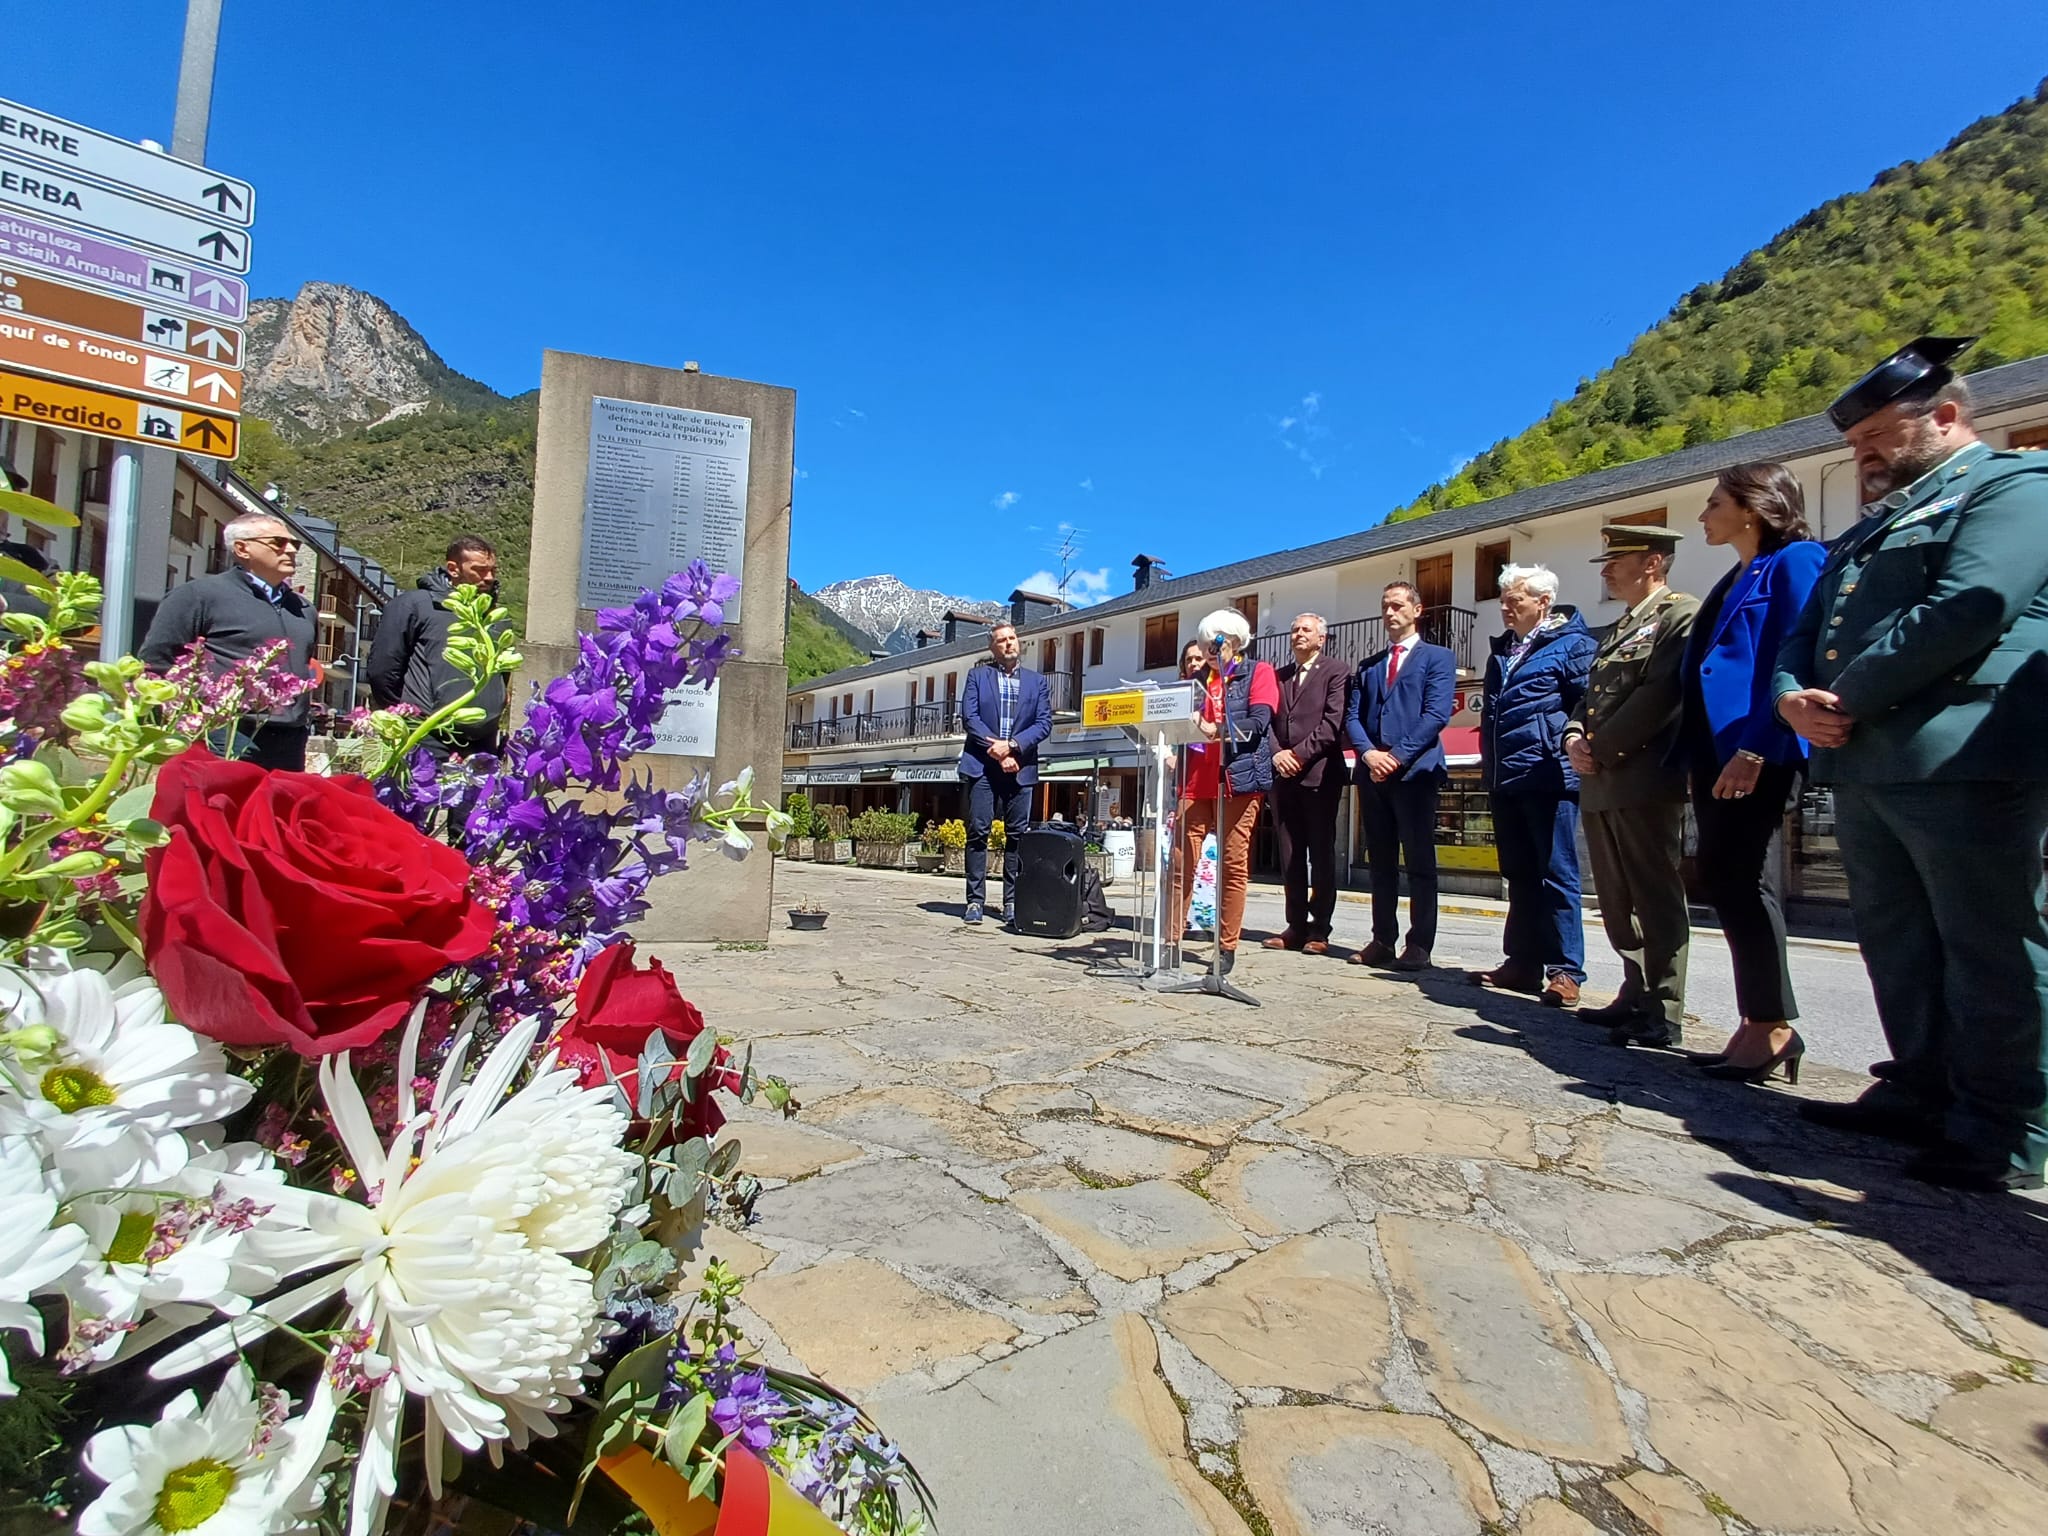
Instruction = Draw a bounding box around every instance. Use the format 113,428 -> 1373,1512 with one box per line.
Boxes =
788,908 -> 829,931
784,836 -> 814,860
811,839 -> 850,864
943,848 -> 967,876
1085,850 -> 1112,885
854,842 -> 910,870
915,851 -> 945,873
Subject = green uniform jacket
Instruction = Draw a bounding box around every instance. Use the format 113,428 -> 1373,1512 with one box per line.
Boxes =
1564,587 -> 1699,812
1770,442 -> 2048,784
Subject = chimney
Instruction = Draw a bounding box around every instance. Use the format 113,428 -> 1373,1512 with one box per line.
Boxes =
1132,554 -> 1168,591
941,610 -> 988,645
913,627 -> 940,649
1008,588 -> 1064,627
868,649 -> 890,660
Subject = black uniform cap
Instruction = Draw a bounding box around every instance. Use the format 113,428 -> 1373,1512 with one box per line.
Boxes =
1827,336 -> 1977,432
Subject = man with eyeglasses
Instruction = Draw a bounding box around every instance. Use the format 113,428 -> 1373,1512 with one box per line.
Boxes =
141,512 -> 318,770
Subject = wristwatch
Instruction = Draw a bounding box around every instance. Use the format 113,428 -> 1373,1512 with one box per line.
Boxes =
1734,749 -> 1765,764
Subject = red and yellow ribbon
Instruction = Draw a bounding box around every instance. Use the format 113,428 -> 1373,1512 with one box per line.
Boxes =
599,1445 -> 842,1536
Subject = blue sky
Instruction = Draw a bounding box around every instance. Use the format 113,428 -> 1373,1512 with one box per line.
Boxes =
10,2 -> 2045,603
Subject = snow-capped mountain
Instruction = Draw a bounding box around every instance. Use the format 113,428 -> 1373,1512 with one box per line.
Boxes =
813,575 -> 1010,655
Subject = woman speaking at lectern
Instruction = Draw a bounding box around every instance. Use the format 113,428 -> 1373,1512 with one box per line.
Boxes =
1169,609 -> 1277,974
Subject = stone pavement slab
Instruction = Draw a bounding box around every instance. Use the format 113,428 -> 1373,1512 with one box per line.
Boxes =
662,862 -> 2048,1535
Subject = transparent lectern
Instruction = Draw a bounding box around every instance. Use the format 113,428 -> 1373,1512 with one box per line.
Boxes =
1077,681 -> 1204,984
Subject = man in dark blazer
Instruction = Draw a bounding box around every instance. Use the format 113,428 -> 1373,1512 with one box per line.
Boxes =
1347,581 -> 1457,969
1263,613 -> 1352,954
957,621 -> 1052,925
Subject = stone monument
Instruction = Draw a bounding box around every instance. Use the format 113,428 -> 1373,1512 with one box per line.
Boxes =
525,350 -> 793,942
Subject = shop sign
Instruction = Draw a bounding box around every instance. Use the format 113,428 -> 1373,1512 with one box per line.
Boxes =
896,765 -> 953,783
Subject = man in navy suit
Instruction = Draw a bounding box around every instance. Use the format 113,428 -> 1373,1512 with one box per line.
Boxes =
957,621 -> 1052,925
1347,582 -> 1457,969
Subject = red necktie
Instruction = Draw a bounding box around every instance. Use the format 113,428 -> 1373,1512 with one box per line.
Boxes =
1386,645 -> 1402,689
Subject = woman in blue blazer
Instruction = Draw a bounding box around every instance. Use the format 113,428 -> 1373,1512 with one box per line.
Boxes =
1677,462 -> 1825,1084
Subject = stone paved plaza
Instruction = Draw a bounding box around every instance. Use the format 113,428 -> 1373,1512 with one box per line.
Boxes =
652,861 -> 2048,1536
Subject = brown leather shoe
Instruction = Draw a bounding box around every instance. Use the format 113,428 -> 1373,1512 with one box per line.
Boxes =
1302,939 -> 1330,956
1468,961 -> 1543,993
1541,973 -> 1582,1008
1348,940 -> 1399,966
1262,929 -> 1307,951
1388,945 -> 1431,972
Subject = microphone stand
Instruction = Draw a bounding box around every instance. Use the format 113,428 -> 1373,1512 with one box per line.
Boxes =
1161,654 -> 1258,1007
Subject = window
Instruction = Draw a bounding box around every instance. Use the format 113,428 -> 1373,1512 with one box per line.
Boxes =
2010,424 -> 2048,451
1232,592 -> 1259,632
1610,507 -> 1667,527
944,672 -> 957,702
925,676 -> 935,702
166,566 -> 178,590
1474,540 -> 1511,601
842,693 -> 854,716
1067,631 -> 1084,678
1412,553 -> 1454,612
30,432 -> 59,504
1089,627 -> 1104,666
1142,612 -> 1181,670
864,689 -> 873,714
170,490 -> 198,545
1040,638 -> 1058,673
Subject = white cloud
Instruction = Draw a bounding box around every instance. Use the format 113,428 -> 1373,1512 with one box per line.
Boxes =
1078,477 -> 1094,492
794,466 -> 810,480
846,406 -> 866,418
1016,566 -> 1113,607
1444,451 -> 1476,479
1301,391 -> 1322,417
992,490 -> 1022,510
1270,389 -> 1336,478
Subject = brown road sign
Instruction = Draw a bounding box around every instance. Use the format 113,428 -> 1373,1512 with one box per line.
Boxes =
0,263 -> 243,366
0,314 -> 242,414
0,366 -> 238,459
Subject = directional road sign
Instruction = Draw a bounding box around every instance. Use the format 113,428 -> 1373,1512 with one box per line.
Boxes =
0,265 -> 243,366
0,154 -> 251,273
0,98 -> 255,226
0,212 -> 247,321
0,366 -> 237,459
0,315 -> 243,413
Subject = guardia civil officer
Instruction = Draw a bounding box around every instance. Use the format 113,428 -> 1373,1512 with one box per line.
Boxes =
1564,526 -> 1699,1049
1772,336 -> 2048,1193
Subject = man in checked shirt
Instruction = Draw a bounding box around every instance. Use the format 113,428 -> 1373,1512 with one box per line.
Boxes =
956,622 -> 1053,925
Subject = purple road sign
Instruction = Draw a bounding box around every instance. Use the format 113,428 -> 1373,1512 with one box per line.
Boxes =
0,210 -> 247,322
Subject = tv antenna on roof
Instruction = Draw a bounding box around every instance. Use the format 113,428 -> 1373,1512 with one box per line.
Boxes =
1047,523 -> 1088,604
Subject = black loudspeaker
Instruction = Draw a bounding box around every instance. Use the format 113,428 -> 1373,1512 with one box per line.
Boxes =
1012,827 -> 1086,938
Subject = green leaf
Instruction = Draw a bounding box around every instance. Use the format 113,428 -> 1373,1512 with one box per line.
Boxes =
108,782 -> 158,824
684,1027 -> 718,1079
708,1139 -> 742,1180
687,1453 -> 719,1501
0,556 -> 55,594
661,1391 -> 711,1473
0,488 -> 79,528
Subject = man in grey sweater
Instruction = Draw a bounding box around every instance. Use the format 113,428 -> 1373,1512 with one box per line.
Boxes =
140,512 -> 318,770
365,535 -> 508,757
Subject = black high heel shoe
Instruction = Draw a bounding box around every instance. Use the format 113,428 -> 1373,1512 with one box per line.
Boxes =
1699,1030 -> 1805,1085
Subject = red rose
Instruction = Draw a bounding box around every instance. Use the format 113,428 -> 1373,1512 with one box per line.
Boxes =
560,943 -> 728,1142
140,746 -> 495,1056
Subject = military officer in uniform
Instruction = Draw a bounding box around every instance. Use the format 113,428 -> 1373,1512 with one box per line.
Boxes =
1773,336 -> 2048,1192
1564,526 -> 1700,1048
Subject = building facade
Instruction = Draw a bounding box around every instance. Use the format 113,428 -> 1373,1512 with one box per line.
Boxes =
785,355 -> 2048,922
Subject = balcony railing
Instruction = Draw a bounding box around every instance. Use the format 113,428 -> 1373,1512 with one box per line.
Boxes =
1249,606 -> 1479,674
789,671 -> 1086,752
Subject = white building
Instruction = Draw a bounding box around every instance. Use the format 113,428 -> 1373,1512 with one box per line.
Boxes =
784,353 -> 2048,921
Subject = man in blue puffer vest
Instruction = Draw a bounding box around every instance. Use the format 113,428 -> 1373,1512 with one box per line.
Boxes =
1470,563 -> 1598,1007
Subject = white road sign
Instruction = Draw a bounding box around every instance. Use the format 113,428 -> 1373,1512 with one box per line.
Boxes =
0,98 -> 255,226
0,153 -> 250,273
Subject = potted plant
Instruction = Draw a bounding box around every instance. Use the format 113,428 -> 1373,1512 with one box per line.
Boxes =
1084,837 -> 1112,885
924,816 -> 968,874
782,790 -> 815,860
812,802 -> 852,862
914,818 -> 946,872
851,808 -> 918,869
788,898 -> 829,930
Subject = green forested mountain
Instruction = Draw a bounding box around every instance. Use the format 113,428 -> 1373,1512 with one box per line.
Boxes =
1395,79 -> 2048,521
786,585 -> 873,684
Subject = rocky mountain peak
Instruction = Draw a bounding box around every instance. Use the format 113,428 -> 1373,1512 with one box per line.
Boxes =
242,282 -> 504,439
813,575 -> 1009,654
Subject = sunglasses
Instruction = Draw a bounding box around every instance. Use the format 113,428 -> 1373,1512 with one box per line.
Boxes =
241,536 -> 302,553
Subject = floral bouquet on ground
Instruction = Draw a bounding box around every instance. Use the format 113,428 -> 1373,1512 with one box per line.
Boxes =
0,533 -> 930,1536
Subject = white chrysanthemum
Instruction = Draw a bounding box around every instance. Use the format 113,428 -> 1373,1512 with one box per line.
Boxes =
78,1369 -> 327,1536
0,964 -> 250,1194
0,1134 -> 90,1395
153,1013 -> 637,1536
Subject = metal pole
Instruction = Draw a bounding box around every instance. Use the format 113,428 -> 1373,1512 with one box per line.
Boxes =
98,447 -> 142,660
106,0 -> 224,657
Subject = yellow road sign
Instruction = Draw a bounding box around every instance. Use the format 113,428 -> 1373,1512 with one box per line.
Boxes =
0,365 -> 237,458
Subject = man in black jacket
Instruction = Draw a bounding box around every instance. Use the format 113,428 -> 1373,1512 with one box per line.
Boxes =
366,535 -> 508,756
140,513 -> 318,770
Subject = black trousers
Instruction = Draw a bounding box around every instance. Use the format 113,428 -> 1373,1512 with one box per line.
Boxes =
1689,760 -> 1800,1022
241,723 -> 309,772
964,771 -> 1032,911
1358,774 -> 1441,951
1272,780 -> 1344,939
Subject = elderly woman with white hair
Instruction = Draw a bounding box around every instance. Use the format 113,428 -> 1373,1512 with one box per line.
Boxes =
1170,607 -> 1280,973
1469,562 -> 1598,1005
